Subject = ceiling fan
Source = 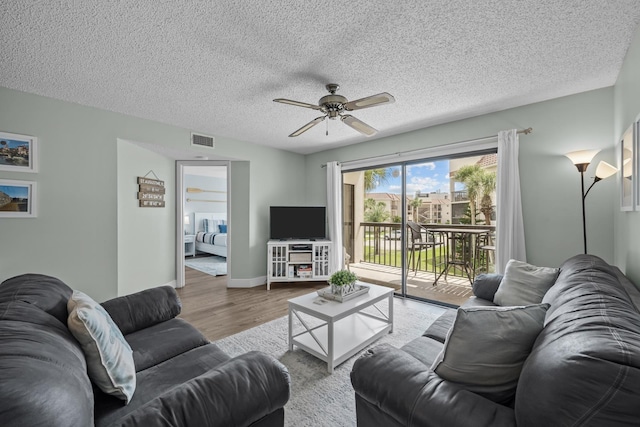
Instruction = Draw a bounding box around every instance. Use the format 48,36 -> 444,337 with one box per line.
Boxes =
273,84 -> 395,137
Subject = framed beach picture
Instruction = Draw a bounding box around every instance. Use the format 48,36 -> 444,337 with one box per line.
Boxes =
0,131 -> 38,173
0,179 -> 37,217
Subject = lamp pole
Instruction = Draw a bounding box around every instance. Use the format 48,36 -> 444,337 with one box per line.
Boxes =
575,163 -> 589,254
580,170 -> 587,254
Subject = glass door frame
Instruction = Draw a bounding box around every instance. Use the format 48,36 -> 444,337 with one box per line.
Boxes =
341,147 -> 497,305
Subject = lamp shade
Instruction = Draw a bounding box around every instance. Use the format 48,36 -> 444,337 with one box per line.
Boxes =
565,149 -> 600,166
184,215 -> 190,225
595,161 -> 617,179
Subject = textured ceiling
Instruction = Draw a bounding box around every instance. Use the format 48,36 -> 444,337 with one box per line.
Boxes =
2,1 -> 640,155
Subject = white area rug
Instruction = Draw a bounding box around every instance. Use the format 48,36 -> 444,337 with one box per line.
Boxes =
216,298 -> 447,426
184,256 -> 227,276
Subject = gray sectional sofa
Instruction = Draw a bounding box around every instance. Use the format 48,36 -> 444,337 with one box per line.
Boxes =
351,254 -> 640,426
0,274 -> 290,427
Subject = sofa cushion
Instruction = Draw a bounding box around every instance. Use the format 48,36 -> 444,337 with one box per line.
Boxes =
422,309 -> 456,343
94,343 -> 230,426
471,273 -> 504,302
101,286 -> 182,336
431,303 -> 549,403
0,300 -> 94,426
494,260 -> 559,306
400,336 -> 446,367
0,273 -> 73,324
125,317 -> 210,371
67,290 -> 136,403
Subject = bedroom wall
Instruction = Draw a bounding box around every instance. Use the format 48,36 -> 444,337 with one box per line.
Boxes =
184,172 -> 227,234
304,88 -> 616,270
0,86 -> 307,300
614,25 -> 640,285
117,139 -> 175,296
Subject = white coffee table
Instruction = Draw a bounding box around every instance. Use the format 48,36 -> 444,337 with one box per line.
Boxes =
288,282 -> 394,373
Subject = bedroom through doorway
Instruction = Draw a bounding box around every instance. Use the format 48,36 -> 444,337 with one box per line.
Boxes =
177,162 -> 229,287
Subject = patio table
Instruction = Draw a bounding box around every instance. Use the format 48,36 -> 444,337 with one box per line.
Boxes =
426,227 -> 490,285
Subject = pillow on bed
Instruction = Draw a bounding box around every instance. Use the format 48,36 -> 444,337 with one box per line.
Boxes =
218,224 -> 227,233
204,219 -> 226,232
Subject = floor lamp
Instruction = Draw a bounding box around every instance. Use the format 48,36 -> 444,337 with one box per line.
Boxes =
565,150 -> 618,254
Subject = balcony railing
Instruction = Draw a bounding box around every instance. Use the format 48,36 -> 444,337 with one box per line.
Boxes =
359,222 -> 495,276
452,190 -> 469,202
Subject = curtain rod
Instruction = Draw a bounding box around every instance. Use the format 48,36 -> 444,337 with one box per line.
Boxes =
321,127 -> 532,168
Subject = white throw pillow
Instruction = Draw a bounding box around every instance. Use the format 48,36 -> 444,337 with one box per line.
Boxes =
431,304 -> 549,402
494,259 -> 559,306
67,290 -> 136,403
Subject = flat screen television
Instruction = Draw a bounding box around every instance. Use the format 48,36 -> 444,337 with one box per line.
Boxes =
270,206 -> 326,240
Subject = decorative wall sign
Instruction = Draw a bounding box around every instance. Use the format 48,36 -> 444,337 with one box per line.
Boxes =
0,179 -> 37,217
137,173 -> 165,208
0,131 -> 38,173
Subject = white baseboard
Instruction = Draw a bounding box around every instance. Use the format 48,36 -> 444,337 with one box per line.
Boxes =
163,280 -> 177,288
227,275 -> 266,288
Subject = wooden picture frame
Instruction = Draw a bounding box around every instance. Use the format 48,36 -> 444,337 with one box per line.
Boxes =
0,131 -> 38,173
0,179 -> 37,217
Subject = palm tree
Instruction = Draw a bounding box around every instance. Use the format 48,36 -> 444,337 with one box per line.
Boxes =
455,165 -> 482,225
364,198 -> 390,256
364,199 -> 390,223
364,168 -> 389,192
455,164 -> 496,225
410,196 -> 421,222
479,172 -> 497,224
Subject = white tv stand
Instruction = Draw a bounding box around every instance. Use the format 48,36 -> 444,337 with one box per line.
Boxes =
267,239 -> 332,290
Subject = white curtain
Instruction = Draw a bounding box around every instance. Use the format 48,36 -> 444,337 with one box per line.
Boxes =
496,129 -> 527,273
326,161 -> 343,272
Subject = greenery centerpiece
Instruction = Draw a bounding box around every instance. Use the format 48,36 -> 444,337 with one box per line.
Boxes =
328,269 -> 358,296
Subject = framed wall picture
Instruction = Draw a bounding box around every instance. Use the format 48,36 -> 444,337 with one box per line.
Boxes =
0,179 -> 37,217
620,123 -> 635,211
0,131 -> 38,173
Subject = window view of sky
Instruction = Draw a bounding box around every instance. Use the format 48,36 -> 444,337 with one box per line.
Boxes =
369,161 -> 454,195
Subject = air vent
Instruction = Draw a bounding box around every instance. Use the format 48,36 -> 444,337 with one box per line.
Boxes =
191,133 -> 215,149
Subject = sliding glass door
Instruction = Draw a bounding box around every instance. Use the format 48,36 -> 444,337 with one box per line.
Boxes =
342,150 -> 497,306
342,165 -> 405,294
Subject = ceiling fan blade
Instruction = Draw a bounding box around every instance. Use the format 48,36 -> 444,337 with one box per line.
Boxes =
341,115 -> 377,136
289,116 -> 326,137
343,92 -> 395,111
273,98 -> 324,111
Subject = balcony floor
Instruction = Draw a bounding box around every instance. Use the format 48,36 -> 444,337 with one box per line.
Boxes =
349,262 -> 474,306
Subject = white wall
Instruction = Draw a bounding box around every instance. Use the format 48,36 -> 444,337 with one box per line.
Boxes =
614,25 -> 640,284
184,172 -> 227,234
305,88 -> 616,269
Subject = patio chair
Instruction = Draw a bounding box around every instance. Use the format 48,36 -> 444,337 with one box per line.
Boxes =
406,221 -> 443,276
474,231 -> 495,276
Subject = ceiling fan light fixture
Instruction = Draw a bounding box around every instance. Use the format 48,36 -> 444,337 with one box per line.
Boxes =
273,84 -> 393,137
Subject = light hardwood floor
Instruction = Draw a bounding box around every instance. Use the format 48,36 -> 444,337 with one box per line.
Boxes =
176,267 -> 327,341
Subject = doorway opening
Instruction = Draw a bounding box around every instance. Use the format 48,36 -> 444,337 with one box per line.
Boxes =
176,161 -> 230,288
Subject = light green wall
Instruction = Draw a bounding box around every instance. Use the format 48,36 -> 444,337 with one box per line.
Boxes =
305,88 -> 616,269
117,139 -> 175,296
0,87 -> 306,300
614,26 -> 640,284
4,43 -> 637,296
